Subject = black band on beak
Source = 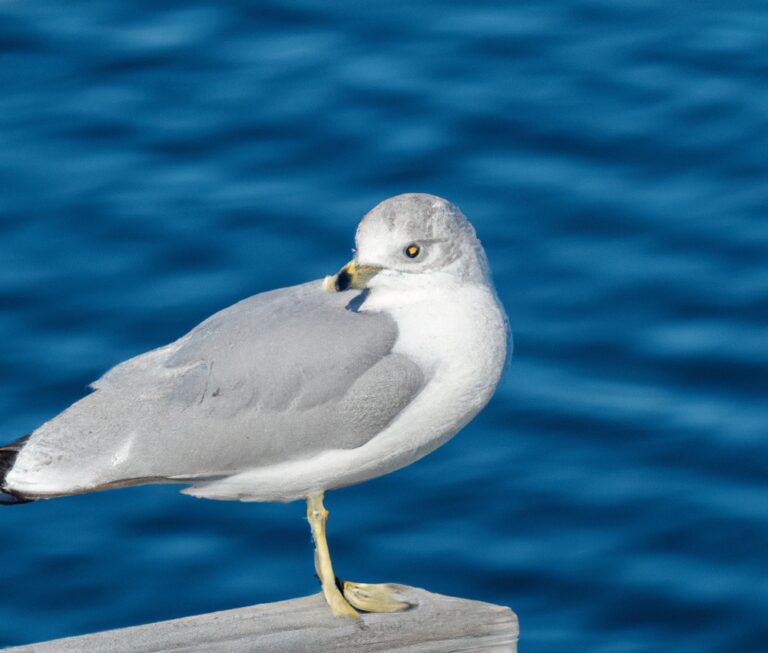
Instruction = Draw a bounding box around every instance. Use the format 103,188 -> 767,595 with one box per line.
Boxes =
335,268 -> 353,292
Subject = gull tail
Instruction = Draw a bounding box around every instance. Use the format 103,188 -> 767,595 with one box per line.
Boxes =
0,435 -> 34,505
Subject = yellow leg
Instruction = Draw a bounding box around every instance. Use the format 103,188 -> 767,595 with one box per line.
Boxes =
306,493 -> 413,616
306,493 -> 359,618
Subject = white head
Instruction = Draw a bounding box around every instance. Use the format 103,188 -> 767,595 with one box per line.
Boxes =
329,193 -> 491,293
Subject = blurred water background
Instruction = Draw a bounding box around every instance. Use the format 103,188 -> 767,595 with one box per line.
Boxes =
1,1 -> 767,651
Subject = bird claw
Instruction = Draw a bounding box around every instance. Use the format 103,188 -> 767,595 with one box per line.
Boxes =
341,581 -> 413,613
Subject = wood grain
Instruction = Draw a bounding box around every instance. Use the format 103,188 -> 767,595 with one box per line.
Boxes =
5,586 -> 518,653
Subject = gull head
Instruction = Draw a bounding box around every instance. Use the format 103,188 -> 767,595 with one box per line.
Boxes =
327,193 -> 490,293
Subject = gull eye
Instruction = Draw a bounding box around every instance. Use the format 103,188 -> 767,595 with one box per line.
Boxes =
404,243 -> 421,259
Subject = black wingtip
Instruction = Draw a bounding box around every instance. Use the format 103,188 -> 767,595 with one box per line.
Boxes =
0,490 -> 33,506
0,434 -> 34,505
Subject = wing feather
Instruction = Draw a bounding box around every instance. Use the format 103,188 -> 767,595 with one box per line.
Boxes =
7,281 -> 425,497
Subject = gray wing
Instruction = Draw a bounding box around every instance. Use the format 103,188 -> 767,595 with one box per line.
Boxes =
12,281 -> 424,494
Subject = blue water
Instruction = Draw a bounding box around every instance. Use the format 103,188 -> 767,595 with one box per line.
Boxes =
1,2 -> 767,651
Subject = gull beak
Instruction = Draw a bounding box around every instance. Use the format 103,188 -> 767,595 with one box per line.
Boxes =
323,260 -> 383,292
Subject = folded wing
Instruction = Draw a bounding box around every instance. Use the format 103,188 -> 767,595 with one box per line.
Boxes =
5,282 -> 424,498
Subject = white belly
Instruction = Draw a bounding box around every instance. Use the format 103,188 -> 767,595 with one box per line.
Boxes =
187,283 -> 509,502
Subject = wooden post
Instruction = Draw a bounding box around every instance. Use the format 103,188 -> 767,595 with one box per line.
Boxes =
4,586 -> 518,652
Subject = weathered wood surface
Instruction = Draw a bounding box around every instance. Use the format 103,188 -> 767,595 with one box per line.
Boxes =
4,586 -> 518,653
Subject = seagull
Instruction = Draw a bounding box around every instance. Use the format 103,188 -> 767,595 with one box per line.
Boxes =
0,193 -> 509,618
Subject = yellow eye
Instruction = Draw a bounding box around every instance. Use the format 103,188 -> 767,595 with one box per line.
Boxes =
404,244 -> 421,259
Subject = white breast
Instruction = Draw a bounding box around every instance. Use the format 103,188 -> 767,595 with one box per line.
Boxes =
189,280 -> 509,503
356,281 -> 509,475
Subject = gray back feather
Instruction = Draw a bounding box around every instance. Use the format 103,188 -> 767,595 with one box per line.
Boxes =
15,282 -> 424,491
